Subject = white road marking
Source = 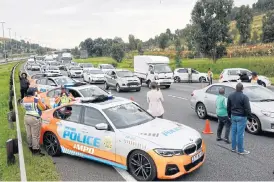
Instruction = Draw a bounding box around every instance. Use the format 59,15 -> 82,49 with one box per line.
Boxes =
114,167 -> 137,181
168,95 -> 188,100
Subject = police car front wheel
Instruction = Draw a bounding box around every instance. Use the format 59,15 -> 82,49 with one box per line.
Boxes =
43,132 -> 61,156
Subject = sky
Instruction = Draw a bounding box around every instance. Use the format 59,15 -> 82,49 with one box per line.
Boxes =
0,0 -> 257,49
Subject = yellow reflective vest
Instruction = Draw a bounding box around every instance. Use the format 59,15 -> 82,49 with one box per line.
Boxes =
22,96 -> 40,117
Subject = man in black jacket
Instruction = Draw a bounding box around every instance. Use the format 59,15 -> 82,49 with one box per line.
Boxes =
19,73 -> 30,99
227,83 -> 251,155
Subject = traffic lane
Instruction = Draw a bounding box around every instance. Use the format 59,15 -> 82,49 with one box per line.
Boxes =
27,69 -> 274,180
23,68 -> 126,181
113,87 -> 274,181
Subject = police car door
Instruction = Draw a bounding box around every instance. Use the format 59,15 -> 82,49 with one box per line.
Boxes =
82,106 -> 116,162
55,105 -> 86,153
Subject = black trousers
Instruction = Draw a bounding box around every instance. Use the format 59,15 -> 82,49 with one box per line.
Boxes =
208,77 -> 213,85
217,116 -> 231,140
20,88 -> 28,99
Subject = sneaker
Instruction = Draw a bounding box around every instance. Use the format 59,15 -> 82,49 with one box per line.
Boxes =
216,137 -> 222,141
238,150 -> 250,155
32,149 -> 45,157
223,139 -> 231,144
231,149 -> 236,152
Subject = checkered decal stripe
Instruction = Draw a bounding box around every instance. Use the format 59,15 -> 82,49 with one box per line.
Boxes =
61,146 -> 85,157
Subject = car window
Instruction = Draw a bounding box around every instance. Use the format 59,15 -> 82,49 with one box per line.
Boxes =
178,69 -> 187,73
240,70 -> 251,76
228,70 -> 239,75
47,79 -> 55,86
47,89 -> 56,98
206,85 -> 225,95
54,105 -> 82,123
83,107 -> 108,127
224,86 -> 235,97
39,78 -> 47,85
47,88 -> 61,98
192,69 -> 198,74
68,89 -> 81,97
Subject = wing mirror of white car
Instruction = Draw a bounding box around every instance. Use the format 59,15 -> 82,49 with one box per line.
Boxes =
95,123 -> 109,130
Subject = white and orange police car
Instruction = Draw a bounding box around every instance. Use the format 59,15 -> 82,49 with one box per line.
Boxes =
40,96 -> 206,181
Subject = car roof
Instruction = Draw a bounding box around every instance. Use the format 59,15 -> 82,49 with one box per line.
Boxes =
74,97 -> 132,110
223,68 -> 250,71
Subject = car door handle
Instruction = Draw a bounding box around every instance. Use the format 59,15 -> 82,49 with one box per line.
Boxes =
81,129 -> 88,133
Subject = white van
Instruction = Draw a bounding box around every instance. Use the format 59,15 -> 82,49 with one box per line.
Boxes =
134,56 -> 173,88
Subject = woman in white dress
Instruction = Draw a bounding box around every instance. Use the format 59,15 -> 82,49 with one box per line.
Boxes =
147,82 -> 164,118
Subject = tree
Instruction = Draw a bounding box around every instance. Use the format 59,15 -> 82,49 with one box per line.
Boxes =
137,41 -> 144,55
175,38 -> 183,67
262,11 -> 274,43
235,5 -> 253,44
128,34 -> 137,51
182,24 -> 196,51
191,0 -> 233,62
251,30 -> 259,43
111,43 -> 125,63
158,33 -> 169,50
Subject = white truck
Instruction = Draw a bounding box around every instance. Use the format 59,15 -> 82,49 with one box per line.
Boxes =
134,55 -> 174,88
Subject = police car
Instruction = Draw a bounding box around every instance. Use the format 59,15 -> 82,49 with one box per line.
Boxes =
39,84 -> 111,108
32,75 -> 85,93
40,96 -> 206,181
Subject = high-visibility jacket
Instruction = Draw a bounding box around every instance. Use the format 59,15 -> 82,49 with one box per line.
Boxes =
22,96 -> 47,117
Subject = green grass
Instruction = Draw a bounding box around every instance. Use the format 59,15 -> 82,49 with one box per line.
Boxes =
0,63 -> 21,181
14,64 -> 60,181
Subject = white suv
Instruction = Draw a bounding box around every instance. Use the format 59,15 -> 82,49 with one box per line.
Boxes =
219,68 -> 271,87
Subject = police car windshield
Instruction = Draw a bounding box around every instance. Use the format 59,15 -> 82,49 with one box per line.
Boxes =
55,77 -> 75,85
101,65 -> 114,69
79,87 -> 108,97
103,103 -> 154,129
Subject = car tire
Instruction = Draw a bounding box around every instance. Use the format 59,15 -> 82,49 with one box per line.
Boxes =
128,150 -> 157,181
199,77 -> 206,83
43,132 -> 61,156
116,84 -> 121,92
174,76 -> 181,83
246,115 -> 262,135
165,85 -> 170,89
105,82 -> 109,90
196,103 -> 207,119
136,88 -> 141,92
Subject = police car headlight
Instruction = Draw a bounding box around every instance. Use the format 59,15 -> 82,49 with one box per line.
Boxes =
154,148 -> 184,157
261,110 -> 274,118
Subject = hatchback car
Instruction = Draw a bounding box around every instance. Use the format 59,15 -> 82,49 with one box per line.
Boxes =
98,64 -> 115,73
105,69 -> 141,92
68,66 -> 83,78
190,82 -> 274,134
40,96 -> 205,181
80,63 -> 94,71
83,68 -> 105,84
39,84 -> 110,108
173,68 -> 208,83
31,63 -> 41,71
46,66 -> 62,75
219,68 -> 271,87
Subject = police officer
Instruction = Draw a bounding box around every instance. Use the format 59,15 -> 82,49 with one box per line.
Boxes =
22,88 -> 47,156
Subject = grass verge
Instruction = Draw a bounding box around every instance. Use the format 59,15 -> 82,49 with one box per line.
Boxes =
0,63 -> 21,181
12,63 -> 60,181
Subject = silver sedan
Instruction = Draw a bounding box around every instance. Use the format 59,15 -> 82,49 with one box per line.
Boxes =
190,82 -> 274,134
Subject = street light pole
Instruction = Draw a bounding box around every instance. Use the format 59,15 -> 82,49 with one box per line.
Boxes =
8,28 -> 12,57
0,21 -> 6,60
14,32 -> 17,51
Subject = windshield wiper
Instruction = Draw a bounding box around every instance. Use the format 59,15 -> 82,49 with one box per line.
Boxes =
259,99 -> 274,102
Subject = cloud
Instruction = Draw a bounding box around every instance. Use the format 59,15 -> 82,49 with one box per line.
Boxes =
44,6 -> 78,15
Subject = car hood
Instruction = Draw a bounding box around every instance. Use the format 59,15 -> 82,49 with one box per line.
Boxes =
252,101 -> 274,112
121,77 -> 139,82
119,118 -> 201,149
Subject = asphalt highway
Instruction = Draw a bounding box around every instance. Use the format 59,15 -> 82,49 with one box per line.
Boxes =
24,66 -> 274,181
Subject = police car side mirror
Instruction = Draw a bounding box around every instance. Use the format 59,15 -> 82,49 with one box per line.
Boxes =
95,123 -> 109,130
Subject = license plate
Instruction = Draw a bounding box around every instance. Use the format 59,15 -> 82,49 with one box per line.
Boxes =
191,151 -> 203,163
130,85 -> 136,87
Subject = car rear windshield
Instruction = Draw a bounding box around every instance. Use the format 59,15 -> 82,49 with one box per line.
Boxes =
82,64 -> 93,67
79,87 -> 108,97
71,67 -> 82,70
49,67 -> 59,70
89,70 -> 104,74
244,86 -> 274,102
55,77 -> 75,85
117,71 -> 134,77
103,103 -> 154,129
101,65 -> 114,69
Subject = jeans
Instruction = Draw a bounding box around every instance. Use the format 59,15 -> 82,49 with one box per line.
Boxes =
231,115 -> 247,153
217,116 -> 231,140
